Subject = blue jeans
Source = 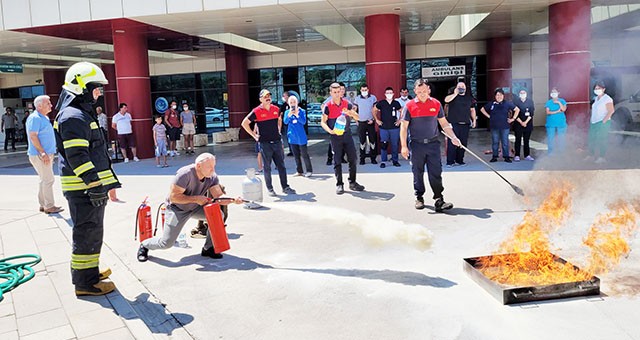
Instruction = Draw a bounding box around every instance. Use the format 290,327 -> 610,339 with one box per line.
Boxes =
546,126 -> 567,155
379,128 -> 400,162
491,128 -> 510,159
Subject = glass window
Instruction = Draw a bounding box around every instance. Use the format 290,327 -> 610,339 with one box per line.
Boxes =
406,60 -> 421,79
171,74 -> 196,90
260,69 -> 279,87
305,65 -> 335,103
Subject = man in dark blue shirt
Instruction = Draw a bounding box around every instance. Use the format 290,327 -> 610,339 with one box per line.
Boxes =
444,81 -> 476,167
374,87 -> 403,168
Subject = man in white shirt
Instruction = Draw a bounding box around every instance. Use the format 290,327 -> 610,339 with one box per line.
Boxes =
111,103 -> 139,162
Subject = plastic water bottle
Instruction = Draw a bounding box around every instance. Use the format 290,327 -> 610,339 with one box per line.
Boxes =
175,231 -> 189,248
334,113 -> 346,136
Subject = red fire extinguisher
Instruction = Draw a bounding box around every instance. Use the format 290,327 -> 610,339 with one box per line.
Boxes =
134,197 -> 153,242
153,203 -> 166,236
203,201 -> 230,253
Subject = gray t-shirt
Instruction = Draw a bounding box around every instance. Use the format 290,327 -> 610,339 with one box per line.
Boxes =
180,111 -> 194,124
169,164 -> 219,212
353,95 -> 377,121
2,114 -> 17,129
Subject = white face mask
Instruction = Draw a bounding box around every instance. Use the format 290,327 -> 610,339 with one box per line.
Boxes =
171,105 -> 177,110
385,94 -> 394,100
183,106 -> 188,111
519,94 -> 527,100
361,91 -> 368,97
550,92 -> 558,99
594,89 -> 604,96
401,95 -> 408,100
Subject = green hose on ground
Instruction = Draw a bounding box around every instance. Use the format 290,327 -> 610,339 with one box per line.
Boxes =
0,254 -> 42,302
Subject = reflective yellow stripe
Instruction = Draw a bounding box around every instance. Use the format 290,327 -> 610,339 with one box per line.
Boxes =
71,253 -> 99,270
63,139 -> 89,149
73,161 -> 95,176
71,254 -> 99,261
90,122 -> 99,129
71,261 -> 99,270
61,171 -> 117,191
53,121 -> 59,130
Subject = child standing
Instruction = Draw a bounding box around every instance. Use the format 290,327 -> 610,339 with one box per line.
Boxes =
153,115 -> 169,167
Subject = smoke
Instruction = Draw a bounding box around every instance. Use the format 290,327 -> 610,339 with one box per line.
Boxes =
265,203 -> 433,251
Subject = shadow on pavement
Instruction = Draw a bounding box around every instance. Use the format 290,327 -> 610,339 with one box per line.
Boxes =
346,190 -> 395,201
282,267 -> 457,288
227,233 -> 243,240
273,192 -> 317,202
438,207 -> 494,219
149,253 -> 274,272
106,292 -> 193,335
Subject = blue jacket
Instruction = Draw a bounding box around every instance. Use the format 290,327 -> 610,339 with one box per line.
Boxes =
283,108 -> 308,145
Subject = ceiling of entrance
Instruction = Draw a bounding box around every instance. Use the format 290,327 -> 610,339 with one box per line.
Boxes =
0,0 -> 638,69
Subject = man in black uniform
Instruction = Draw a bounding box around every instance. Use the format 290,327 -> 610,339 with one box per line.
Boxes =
374,87 -> 403,168
321,82 -> 365,195
54,62 -> 120,296
444,81 -> 476,167
400,79 -> 460,211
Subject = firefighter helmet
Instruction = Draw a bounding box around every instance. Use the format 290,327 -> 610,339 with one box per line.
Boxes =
62,62 -> 108,95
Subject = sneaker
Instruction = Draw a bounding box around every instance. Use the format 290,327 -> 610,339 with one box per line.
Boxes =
504,157 -> 512,163
157,164 -> 163,168
336,185 -> 344,195
256,169 -> 263,175
514,156 -> 521,162
293,172 -> 303,177
175,151 -> 180,156
349,182 -> 365,191
124,158 -> 129,163
137,244 -> 149,262
133,157 -> 140,162
446,163 -> 455,168
201,247 -> 223,259
415,198 -> 425,210
371,159 -> 378,164
287,152 -> 293,157
392,161 -> 401,167
525,155 -> 535,161
268,189 -> 277,197
594,157 -> 606,164
435,198 -> 453,213
283,186 -> 296,195
359,159 -> 365,165
163,164 -> 169,167
490,158 -> 498,163
190,230 -> 207,239
75,281 -> 116,296
380,163 -> 386,168
170,151 -> 175,157
326,159 -> 333,166
456,162 -> 467,167
99,268 -> 112,280
583,155 -> 594,162
304,172 -> 312,178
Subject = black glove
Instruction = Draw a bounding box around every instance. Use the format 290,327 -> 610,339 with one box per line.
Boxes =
85,185 -> 108,207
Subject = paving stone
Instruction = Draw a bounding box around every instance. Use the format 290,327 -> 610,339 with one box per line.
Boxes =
32,228 -> 68,246
11,275 -> 62,318
0,330 -> 18,340
0,315 -> 17,334
60,293 -> 112,317
79,327 -> 134,340
0,302 -> 15,318
68,307 -> 125,338
16,308 -> 69,337
20,324 -> 76,340
38,241 -> 72,267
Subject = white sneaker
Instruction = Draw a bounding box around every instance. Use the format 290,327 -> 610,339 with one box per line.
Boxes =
304,172 -> 312,178
133,157 -> 140,162
124,158 -> 129,163
525,155 -> 535,161
514,156 -> 520,162
170,151 -> 175,157
175,151 -> 180,156
594,157 -> 606,164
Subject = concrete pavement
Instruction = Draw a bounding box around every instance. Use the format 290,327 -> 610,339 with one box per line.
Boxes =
0,130 -> 639,340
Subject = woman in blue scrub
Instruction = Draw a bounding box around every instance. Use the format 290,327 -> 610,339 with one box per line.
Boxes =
544,87 -> 567,156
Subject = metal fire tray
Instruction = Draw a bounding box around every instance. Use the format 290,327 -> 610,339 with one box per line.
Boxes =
463,253 -> 600,305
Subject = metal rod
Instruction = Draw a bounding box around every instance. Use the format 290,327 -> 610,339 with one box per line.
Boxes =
440,131 -> 525,196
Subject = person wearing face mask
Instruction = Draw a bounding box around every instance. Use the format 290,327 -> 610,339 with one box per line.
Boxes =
279,91 -> 293,156
444,81 -> 477,167
587,81 -> 615,164
374,87 -> 403,168
353,84 -> 378,164
481,88 -> 519,163
137,153 -> 244,262
395,87 -> 412,109
544,87 -> 567,156
180,103 -> 196,155
513,89 -> 535,161
54,62 -> 121,296
164,100 -> 182,156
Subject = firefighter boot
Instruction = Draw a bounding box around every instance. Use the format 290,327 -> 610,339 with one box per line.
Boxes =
98,267 -> 112,280
75,281 -> 116,296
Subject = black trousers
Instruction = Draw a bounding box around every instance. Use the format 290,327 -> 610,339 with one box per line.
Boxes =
67,195 -> 105,288
260,140 -> 289,190
357,121 -> 377,160
446,124 -> 470,165
4,128 -> 15,150
327,145 -> 346,162
513,128 -> 532,157
330,135 -> 358,186
291,144 -> 312,174
410,141 -> 444,200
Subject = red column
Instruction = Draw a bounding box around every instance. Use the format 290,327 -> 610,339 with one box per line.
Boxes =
225,44 -> 250,137
102,63 -> 118,142
112,19 -> 153,159
43,69 -> 65,117
400,43 -> 407,90
487,37 -> 513,100
549,0 -> 591,132
365,14 -> 401,99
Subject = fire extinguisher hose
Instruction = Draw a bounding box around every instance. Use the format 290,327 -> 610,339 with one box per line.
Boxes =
0,254 -> 42,302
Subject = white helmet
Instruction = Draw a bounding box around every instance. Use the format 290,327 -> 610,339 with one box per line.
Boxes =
62,62 -> 108,95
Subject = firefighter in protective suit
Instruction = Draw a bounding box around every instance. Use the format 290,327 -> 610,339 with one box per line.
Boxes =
54,62 -> 121,296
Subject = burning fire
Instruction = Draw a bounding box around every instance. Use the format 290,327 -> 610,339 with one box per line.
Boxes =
477,182 -> 639,287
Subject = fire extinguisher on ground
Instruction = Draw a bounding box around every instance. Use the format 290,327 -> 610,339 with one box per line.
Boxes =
134,197 -> 154,242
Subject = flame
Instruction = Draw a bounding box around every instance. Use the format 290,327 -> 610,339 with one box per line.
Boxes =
477,182 -> 639,287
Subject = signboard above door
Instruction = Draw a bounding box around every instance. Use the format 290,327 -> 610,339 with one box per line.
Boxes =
422,65 -> 465,78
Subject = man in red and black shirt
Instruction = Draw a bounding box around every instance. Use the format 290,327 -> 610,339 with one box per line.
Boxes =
400,79 -> 460,212
321,82 -> 365,195
242,89 -> 296,197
